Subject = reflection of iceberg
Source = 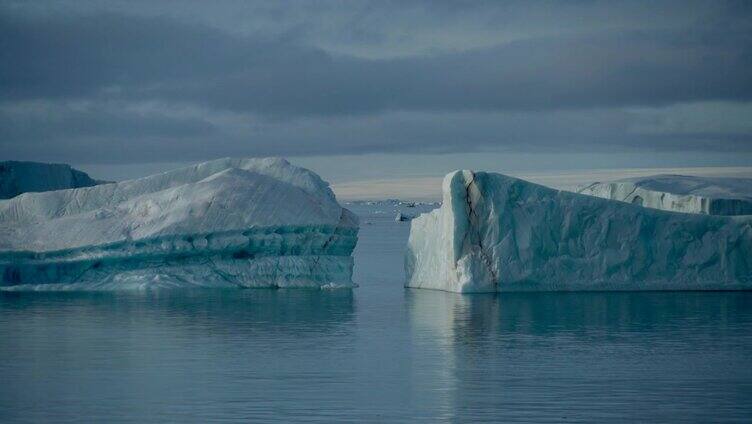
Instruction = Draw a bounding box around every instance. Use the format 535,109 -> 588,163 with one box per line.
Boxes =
406,289 -> 752,421
578,175 -> 752,215
404,289 -> 464,420
409,291 -> 749,336
94,289 -> 357,329
406,170 -> 752,293
0,158 -> 358,289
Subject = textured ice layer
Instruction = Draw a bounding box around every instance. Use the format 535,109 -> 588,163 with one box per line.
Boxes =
577,175 -> 752,216
406,170 -> 752,293
0,158 -> 358,289
0,161 -> 105,199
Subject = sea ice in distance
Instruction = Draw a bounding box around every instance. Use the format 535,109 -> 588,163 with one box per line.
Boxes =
577,175 -> 752,215
0,158 -> 358,290
405,170 -> 752,293
0,160 -> 106,199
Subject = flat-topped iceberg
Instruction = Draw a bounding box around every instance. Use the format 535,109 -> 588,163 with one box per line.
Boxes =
0,161 -> 106,199
577,175 -> 752,215
0,158 -> 358,290
405,170 -> 752,293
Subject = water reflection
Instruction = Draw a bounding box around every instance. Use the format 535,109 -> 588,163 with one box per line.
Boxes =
407,290 -> 752,422
408,289 -> 752,335
0,289 -> 356,423
2,287 -> 751,422
1,288 -> 355,329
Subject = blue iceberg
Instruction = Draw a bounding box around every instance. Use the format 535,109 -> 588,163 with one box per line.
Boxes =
406,170 -> 752,292
0,158 -> 358,290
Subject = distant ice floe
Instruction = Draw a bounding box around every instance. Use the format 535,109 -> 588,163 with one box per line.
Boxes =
406,170 -> 752,293
0,158 -> 358,290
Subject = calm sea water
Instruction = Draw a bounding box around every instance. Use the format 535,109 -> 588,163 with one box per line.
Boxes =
2,204 -> 752,423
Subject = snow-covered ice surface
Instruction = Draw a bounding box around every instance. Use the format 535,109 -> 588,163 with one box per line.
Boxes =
0,161 -> 106,199
0,158 -> 358,290
406,170 -> 752,293
577,174 -> 752,215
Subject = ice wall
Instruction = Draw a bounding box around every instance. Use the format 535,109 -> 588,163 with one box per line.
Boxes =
406,171 -> 752,292
577,175 -> 752,216
0,158 -> 358,289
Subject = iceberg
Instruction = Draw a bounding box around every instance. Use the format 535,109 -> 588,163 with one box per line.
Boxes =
577,175 -> 752,216
0,161 -> 106,199
405,170 -> 752,293
0,158 -> 358,289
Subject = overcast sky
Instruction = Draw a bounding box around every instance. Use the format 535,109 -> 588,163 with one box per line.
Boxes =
1,0 -> 751,191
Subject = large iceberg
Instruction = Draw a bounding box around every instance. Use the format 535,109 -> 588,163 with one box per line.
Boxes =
0,158 -> 358,289
577,175 -> 752,216
405,170 -> 752,293
0,161 -> 107,199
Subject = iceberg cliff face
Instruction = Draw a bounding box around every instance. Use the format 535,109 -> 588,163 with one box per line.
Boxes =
0,161 -> 106,199
0,158 -> 358,289
577,175 -> 752,216
406,170 -> 752,293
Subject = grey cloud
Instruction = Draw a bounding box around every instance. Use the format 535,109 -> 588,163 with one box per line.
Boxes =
2,10 -> 751,116
3,104 -> 751,164
0,101 -> 218,162
6,0 -> 746,58
0,1 -> 751,164
0,12 -> 290,100
0,102 -> 216,140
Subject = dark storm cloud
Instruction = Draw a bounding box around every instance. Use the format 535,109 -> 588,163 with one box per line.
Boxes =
0,1 -> 751,163
162,31 -> 752,116
2,10 -> 751,115
0,12 -> 283,100
6,107 -> 751,164
0,102 -> 216,140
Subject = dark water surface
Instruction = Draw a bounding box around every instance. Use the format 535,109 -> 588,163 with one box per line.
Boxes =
2,205 -> 752,422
